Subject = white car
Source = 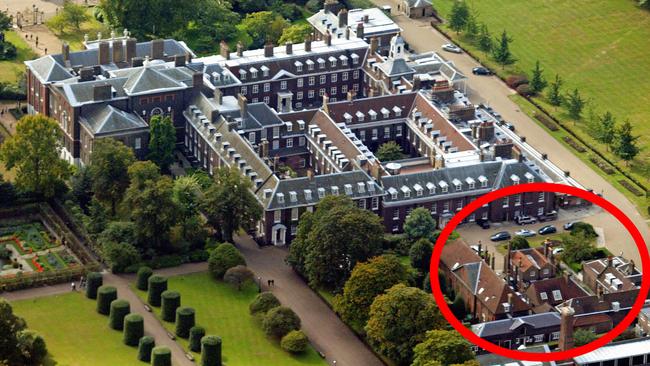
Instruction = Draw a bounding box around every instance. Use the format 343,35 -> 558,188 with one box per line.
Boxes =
514,229 -> 536,237
552,247 -> 564,255
441,43 -> 462,54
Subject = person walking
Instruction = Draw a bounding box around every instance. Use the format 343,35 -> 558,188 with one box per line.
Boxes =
71,282 -> 76,291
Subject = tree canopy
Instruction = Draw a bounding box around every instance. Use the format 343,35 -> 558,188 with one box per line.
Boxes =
529,61 -> 547,94
147,115 -> 176,173
566,88 -> 585,120
409,238 -> 434,273
0,115 -> 70,198
492,30 -> 516,67
449,1 -> 470,33
412,330 -> 475,366
547,74 -> 564,107
89,138 -> 135,215
613,120 -> 640,164
376,141 -> 404,162
237,11 -> 289,49
403,207 -> 437,242
278,24 -> 313,45
561,231 -> 595,265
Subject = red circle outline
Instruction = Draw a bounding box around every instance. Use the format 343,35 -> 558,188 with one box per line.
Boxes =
429,182 -> 649,361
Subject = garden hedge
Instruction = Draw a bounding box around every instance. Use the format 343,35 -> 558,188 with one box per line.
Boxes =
189,326 -> 206,352
147,275 -> 168,307
151,346 -> 172,366
161,291 -> 181,322
86,272 -> 103,299
137,336 -> 155,362
136,266 -> 153,291
96,286 -> 118,315
262,306 -> 301,338
281,330 -> 309,354
175,307 -> 196,338
109,299 -> 131,330
249,292 -> 280,315
123,313 -> 144,346
200,335 -> 222,366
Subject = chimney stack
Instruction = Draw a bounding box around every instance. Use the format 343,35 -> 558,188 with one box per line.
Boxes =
238,94 -> 248,116
264,42 -> 274,58
363,14 -> 369,23
131,57 -> 144,68
214,88 -> 223,105
338,9 -> 348,28
356,23 -> 365,39
174,54 -> 186,67
307,169 -> 314,181
324,0 -> 338,14
62,42 -> 70,62
259,139 -> 269,159
126,38 -> 137,64
558,306 -> 575,351
220,40 -> 230,60
151,39 -> 164,60
543,239 -> 550,258
112,40 -> 124,64
345,26 -> 351,40
285,42 -> 293,55
79,67 -> 95,82
370,37 -> 379,55
507,293 -> 514,313
92,84 -> 112,101
304,37 -> 312,52
607,255 -> 613,268
490,255 -> 495,270
236,41 -> 244,57
193,72 -> 203,89
505,241 -> 512,278
629,260 -> 635,275
98,41 -> 110,65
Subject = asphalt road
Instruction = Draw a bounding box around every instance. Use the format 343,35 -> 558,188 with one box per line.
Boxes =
372,1 -> 649,263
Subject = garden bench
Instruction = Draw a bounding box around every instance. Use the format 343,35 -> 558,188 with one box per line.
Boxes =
144,304 -> 151,312
185,353 -> 194,361
167,331 -> 176,340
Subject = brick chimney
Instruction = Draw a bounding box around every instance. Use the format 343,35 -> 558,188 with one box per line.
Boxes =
285,42 -> 293,55
558,306 -> 575,351
62,42 -> 70,63
220,40 -> 230,60
338,9 -> 348,28
126,38 -> 137,64
151,39 -> 164,60
238,94 -> 248,116
324,31 -> 332,46
304,37 -> 312,52
98,41 -> 110,65
93,84 -> 112,101
214,88 -> 223,105
345,26 -> 351,40
236,41 -> 244,57
259,139 -> 269,159
264,42 -> 274,58
370,37 -> 379,55
356,22 -> 365,39
543,239 -> 550,258
607,255 -> 613,268
412,75 -> 422,90
507,293 -> 514,314
174,54 -> 186,67
324,0 -> 338,14
193,72 -> 203,88
363,14 -> 369,23
112,40 -> 124,64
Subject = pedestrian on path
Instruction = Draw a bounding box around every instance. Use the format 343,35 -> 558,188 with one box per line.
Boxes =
71,282 -> 76,291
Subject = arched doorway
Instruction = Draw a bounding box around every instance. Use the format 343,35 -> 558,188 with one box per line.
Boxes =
271,224 -> 287,246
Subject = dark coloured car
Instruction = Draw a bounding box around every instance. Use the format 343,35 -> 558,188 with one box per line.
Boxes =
490,231 -> 511,242
538,225 -> 557,235
505,123 -> 515,131
476,219 -> 490,229
472,67 -> 492,75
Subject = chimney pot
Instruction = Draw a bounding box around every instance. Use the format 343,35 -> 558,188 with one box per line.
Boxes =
338,9 -> 348,28
324,31 -> 332,46
238,94 -> 248,116
126,38 -> 137,64
285,42 -> 293,55
98,41 -> 110,65
214,89 -> 223,105
151,39 -> 164,60
356,23 -> 365,39
236,41 -> 244,57
264,42 -> 274,58
62,43 -> 70,62
304,37 -> 312,52
220,40 -> 230,60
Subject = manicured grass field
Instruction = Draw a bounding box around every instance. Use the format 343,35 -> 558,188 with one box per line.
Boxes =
134,272 -> 326,366
434,0 -> 650,191
11,292 -> 144,366
0,31 -> 36,84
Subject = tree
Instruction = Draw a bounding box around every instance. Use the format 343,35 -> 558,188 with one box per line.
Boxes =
450,293 -> 467,320
203,167 -> 262,242
172,175 -> 204,247
16,330 -> 48,365
529,61 -> 547,94
0,115 -> 71,198
613,120 -> 640,165
449,1 -> 470,34
289,195 -> 384,290
100,241 -> 141,273
98,221 -> 137,247
281,330 -> 308,354
403,207 -> 437,242
172,0 -> 240,55
477,23 -> 492,52
574,328 -> 598,347
509,236 -> 529,250
147,115 -> 176,173
224,265 -> 255,290
492,30 -> 516,68
89,139 -> 135,216
376,141 -> 404,162
0,11 -> 11,33
365,284 -> 445,365
250,292 -> 280,315
561,232 -> 595,265
262,306 -> 301,338
333,255 -> 410,327
409,238 -> 433,273
547,74 -> 564,107
63,0 -> 90,30
640,0 -> 650,9
594,111 -> 617,150
0,298 -> 27,363
412,330 -> 475,366
566,88 -> 585,120
238,11 -> 289,49
100,0 -> 198,39
208,243 -> 246,279
71,166 -> 94,211
85,198 -> 109,235
464,9 -> 479,39
570,222 -> 598,239
278,24 -> 313,45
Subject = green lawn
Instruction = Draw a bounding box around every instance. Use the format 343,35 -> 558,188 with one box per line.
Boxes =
133,272 -> 326,366
11,292 -> 144,366
0,31 -> 36,83
433,0 -> 650,197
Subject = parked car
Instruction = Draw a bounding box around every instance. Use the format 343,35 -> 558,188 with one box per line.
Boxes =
538,210 -> 558,222
442,43 -> 462,53
472,67 -> 492,75
552,247 -> 564,255
563,221 -> 581,230
538,225 -> 557,235
505,123 -> 515,131
515,229 -> 536,237
491,231 -> 511,242
476,219 -> 490,229
515,215 -> 537,225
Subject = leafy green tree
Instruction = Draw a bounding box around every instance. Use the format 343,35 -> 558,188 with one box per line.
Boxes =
85,198 -> 109,235
333,255 -> 410,327
172,175 -> 204,247
547,74 -> 564,107
98,221 -> 137,247
449,1 -> 470,34
61,0 -> 90,30
613,120 -> 640,165
173,0 -> 240,54
570,222 -> 598,239
477,23 -> 492,52
280,330 -> 308,354
594,111 -> 617,150
278,24 -> 314,45
71,166 -> 94,211
403,207 -> 437,242
0,115 -> 71,198
376,141 -> 404,162
262,306 -> 301,338
529,61 -> 547,94
0,11 -> 11,33
208,243 -> 246,279
147,115 -> 176,173
409,238 -> 433,273
640,0 -> 650,9
561,232 -> 594,265
450,294 -> 466,320
100,241 -> 141,273
16,329 -> 48,365
250,292 -> 280,315
124,161 -> 160,209
89,139 -> 135,216
566,88 -> 585,120
365,284 -> 445,365
492,30 -> 516,68
237,11 -> 289,49
100,0 -> 196,39
509,236 -> 529,250
464,10 -> 479,39
223,265 -> 254,290
202,167 -> 262,242
233,0 -> 268,13
574,328 -> 598,347
412,330 -> 475,366
0,298 -> 27,363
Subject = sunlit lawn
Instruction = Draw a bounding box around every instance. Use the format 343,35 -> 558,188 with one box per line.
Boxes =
0,31 -> 37,83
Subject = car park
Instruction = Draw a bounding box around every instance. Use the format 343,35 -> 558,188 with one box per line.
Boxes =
472,67 -> 492,75
538,225 -> 557,235
563,221 -> 581,230
490,231 -> 511,241
515,229 -> 536,237
442,43 -> 462,53
538,211 -> 558,222
515,215 -> 537,225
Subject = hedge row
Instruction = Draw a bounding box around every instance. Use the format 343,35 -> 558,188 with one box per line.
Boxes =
619,180 -> 644,197
151,346 -> 172,366
189,326 -> 206,353
589,155 -> 615,175
136,266 -> 153,291
534,112 -> 559,131
109,299 -> 130,330
137,336 -> 155,362
86,272 -> 103,299
201,336 -> 222,366
175,307 -> 196,339
147,275 -> 168,307
161,291 -> 181,322
97,286 -> 117,315
123,314 -> 144,346
562,136 -> 587,153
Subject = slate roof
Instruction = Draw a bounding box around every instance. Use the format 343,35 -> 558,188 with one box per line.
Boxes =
574,337 -> 650,365
123,66 -> 188,95
526,277 -> 589,308
377,58 -> 415,77
221,103 -> 285,131
406,0 -> 432,8
61,78 -> 128,106
79,105 -> 147,136
325,92 -> 417,124
24,56 -> 73,83
308,8 -> 402,39
471,312 -> 561,338
476,344 -> 556,366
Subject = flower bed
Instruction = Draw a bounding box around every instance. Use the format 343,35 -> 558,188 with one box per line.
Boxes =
562,136 -> 587,153
31,256 -> 44,272
589,155 -> 615,175
618,180 -> 644,197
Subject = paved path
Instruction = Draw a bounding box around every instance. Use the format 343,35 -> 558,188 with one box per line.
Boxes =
233,233 -> 384,366
373,2 -> 650,263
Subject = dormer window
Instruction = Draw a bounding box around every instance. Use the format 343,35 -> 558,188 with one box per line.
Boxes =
356,111 -> 364,122
381,107 -> 390,118
511,174 -> 520,185
367,181 -> 375,192
525,172 -> 534,183
306,59 -> 314,71
340,54 -> 348,66
285,122 -> 292,132
357,182 -> 365,193
261,65 -> 269,77
401,186 -> 411,198
426,182 -> 436,195
289,191 -> 297,202
277,193 -> 285,204
344,184 -> 353,195
439,180 -> 449,193
331,186 -> 339,195
329,56 -> 337,67
317,187 -> 325,198
368,109 -> 377,121
344,113 -> 352,123
294,60 -> 303,72
304,189 -> 312,200
478,175 -> 488,188
414,184 -> 423,197
452,179 -> 462,191
388,187 -> 397,200
317,58 -> 325,69
466,177 -> 475,190
351,53 -> 359,64
239,69 -> 247,80
250,67 -> 258,78
392,106 -> 402,117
